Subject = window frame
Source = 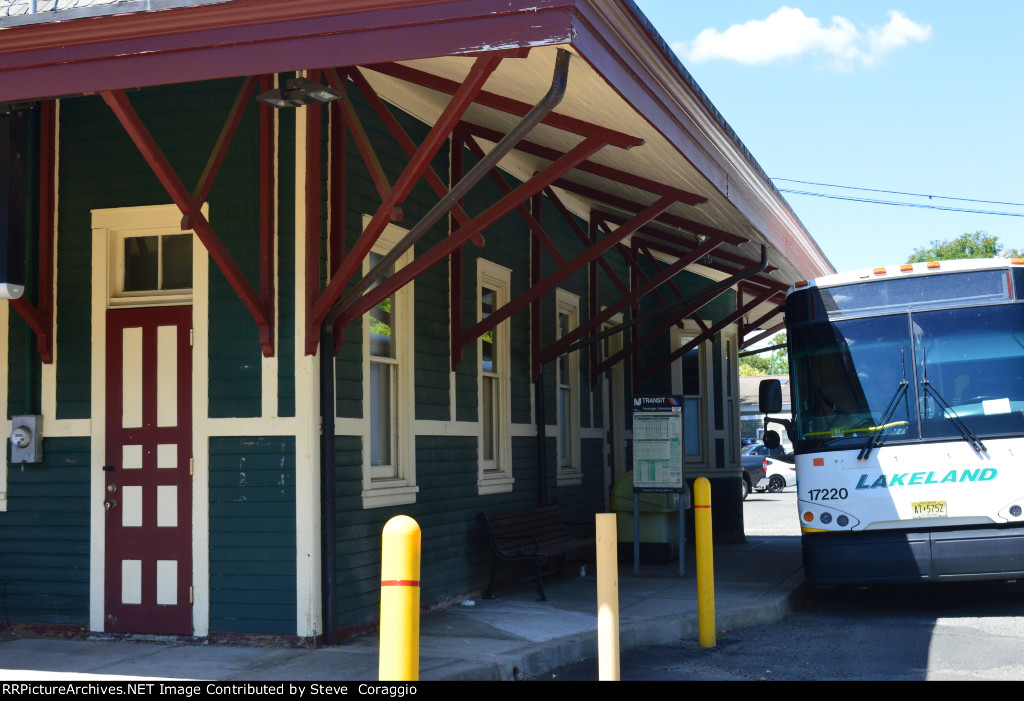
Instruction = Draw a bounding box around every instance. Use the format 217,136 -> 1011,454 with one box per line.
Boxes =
477,259 -> 513,494
108,229 -> 195,308
555,288 -> 581,486
671,322 -> 710,465
360,221 -> 417,509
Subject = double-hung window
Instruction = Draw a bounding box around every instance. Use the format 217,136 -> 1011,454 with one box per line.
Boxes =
672,323 -> 708,464
362,222 -> 416,508
477,260 -> 513,493
555,289 -> 581,485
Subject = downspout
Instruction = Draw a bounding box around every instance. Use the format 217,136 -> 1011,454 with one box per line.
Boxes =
322,48 -> 572,326
317,48 -> 571,643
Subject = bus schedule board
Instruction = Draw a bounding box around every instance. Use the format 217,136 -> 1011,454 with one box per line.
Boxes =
632,396 -> 683,489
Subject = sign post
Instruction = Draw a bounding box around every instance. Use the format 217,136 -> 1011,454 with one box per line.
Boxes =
631,396 -> 689,576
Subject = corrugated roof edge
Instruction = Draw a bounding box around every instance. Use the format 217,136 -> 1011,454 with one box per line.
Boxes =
0,0 -> 232,27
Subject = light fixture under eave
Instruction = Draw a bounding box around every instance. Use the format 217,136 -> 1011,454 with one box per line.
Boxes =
256,77 -> 343,108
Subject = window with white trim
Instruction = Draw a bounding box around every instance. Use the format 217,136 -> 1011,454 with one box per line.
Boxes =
362,222 -> 417,508
672,323 -> 709,464
477,260 -> 513,493
110,230 -> 193,307
555,289 -> 581,485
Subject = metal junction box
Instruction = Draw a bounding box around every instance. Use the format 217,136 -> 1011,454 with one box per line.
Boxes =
10,415 -> 43,464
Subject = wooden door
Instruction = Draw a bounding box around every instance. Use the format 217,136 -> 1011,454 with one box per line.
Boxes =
104,306 -> 192,635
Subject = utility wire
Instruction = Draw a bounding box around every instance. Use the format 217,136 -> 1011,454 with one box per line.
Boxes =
776,187 -> 1024,218
773,177 -> 1024,209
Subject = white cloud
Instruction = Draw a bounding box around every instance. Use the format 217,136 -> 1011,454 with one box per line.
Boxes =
673,7 -> 932,69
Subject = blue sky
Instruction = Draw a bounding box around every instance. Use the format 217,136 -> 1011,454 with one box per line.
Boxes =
633,2 -> 1024,273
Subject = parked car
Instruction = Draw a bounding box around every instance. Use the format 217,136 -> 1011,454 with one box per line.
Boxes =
755,453 -> 796,493
739,443 -> 778,500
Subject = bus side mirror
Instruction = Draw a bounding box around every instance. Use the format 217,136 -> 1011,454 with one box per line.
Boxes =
759,379 -> 782,414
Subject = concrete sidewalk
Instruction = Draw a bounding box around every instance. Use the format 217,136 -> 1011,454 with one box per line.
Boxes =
0,535 -> 804,681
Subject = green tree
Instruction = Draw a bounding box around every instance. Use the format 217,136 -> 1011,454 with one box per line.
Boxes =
739,332 -> 788,376
907,231 -> 1023,263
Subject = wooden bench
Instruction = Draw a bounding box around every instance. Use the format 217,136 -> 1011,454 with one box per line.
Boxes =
476,505 -> 595,601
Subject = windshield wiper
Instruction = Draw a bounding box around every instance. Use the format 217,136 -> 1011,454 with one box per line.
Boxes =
858,346 -> 910,460
919,347 -> 987,454
857,379 -> 909,460
920,379 -> 987,454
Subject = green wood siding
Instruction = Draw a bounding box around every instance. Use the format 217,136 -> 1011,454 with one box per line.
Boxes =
0,438 -> 90,625
56,80 -> 270,420
209,436 -> 296,635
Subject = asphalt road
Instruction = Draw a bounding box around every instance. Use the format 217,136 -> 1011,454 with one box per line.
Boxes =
533,489 -> 1024,681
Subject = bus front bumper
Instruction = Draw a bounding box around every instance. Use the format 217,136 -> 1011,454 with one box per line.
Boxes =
802,524 -> 1024,585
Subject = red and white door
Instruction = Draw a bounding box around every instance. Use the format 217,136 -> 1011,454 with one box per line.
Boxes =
104,306 -> 192,635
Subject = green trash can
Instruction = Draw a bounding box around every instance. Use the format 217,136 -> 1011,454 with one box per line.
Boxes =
610,470 -> 683,562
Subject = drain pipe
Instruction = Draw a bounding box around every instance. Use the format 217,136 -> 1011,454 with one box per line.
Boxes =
318,48 -> 572,644
322,48 -> 572,327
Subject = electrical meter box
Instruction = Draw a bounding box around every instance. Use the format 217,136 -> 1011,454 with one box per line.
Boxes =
10,415 -> 43,464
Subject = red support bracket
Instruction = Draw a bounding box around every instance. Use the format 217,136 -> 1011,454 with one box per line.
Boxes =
742,321 -> 785,351
539,235 -> 724,370
455,193 -> 678,381
543,186 -> 630,298
346,66 -> 478,244
101,88 -> 274,356
10,100 -> 55,363
338,136 -> 616,334
324,68 -> 402,223
303,71 -> 325,356
307,53 -> 505,351
463,134 -> 566,267
639,286 -> 777,384
182,76 -> 258,229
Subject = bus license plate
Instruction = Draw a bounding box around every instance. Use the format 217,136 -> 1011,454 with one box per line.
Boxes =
912,500 -> 946,518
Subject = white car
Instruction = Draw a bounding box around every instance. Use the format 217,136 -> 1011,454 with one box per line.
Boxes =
755,454 -> 795,493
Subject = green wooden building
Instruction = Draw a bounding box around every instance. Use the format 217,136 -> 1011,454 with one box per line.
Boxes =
0,0 -> 831,643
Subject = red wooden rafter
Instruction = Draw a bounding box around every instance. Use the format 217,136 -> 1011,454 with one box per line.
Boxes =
306,53 -> 506,354
344,66 -> 482,246
639,284 -> 778,383
101,84 -> 275,357
538,235 -> 725,372
334,135 -> 615,332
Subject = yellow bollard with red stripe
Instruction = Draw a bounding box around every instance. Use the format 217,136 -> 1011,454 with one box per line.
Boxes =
695,477 -> 716,648
379,515 -> 421,681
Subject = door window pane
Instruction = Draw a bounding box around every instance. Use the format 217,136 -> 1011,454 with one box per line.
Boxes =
124,236 -> 159,291
162,235 -> 193,289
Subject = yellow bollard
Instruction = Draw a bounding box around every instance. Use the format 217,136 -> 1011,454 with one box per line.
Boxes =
379,515 -> 421,681
595,513 -> 620,681
694,477 -> 716,648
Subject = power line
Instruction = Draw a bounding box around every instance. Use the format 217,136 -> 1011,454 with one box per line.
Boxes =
775,187 -> 1024,218
773,177 -> 1024,209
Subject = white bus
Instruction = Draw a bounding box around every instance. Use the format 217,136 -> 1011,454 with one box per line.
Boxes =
760,258 -> 1024,585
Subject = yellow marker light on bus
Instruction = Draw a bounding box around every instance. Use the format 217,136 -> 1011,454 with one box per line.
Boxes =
900,264 -> 913,272
927,261 -> 941,269
873,267 -> 887,275
1012,258 -> 1024,265
803,511 -> 814,522
794,280 -> 809,288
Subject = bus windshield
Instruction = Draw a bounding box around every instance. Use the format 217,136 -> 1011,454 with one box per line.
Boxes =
789,298 -> 1024,453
